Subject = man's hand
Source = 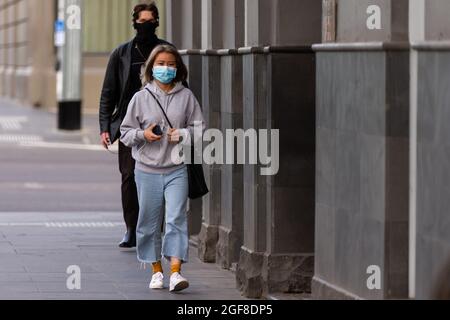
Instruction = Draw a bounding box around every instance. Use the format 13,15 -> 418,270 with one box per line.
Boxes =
101,132 -> 111,149
144,124 -> 163,142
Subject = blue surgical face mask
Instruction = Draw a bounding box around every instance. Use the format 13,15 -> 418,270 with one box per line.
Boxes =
153,66 -> 177,84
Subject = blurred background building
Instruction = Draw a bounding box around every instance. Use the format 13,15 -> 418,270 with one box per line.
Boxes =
1,0 -> 450,300
0,0 -> 164,112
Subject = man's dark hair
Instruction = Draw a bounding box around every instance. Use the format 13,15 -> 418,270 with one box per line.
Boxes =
132,2 -> 160,27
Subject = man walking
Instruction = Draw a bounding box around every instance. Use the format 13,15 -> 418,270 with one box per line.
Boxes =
99,2 -> 171,248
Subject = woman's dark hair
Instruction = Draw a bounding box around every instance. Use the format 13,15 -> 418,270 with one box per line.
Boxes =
142,45 -> 188,85
132,2 -> 160,27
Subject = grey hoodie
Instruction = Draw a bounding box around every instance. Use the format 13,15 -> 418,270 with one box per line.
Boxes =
120,82 -> 205,174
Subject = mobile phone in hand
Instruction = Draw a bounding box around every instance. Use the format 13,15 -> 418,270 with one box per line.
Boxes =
152,125 -> 163,136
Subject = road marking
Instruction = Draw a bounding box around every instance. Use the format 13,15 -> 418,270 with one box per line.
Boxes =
0,211 -> 121,215
45,222 -> 122,228
0,134 -> 43,143
19,141 -> 118,152
24,182 -> 45,190
0,222 -> 122,228
0,117 -> 28,131
0,222 -> 45,227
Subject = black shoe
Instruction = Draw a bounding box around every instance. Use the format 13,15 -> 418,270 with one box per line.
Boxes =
119,229 -> 136,248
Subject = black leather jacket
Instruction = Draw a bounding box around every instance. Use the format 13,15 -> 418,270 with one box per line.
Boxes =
99,38 -> 171,143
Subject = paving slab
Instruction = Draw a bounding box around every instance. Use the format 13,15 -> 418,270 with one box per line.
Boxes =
0,212 -> 246,300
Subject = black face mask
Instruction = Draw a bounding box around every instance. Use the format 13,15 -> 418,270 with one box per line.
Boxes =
134,21 -> 158,43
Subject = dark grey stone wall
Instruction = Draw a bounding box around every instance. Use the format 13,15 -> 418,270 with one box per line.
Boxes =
336,0 -> 391,42
314,49 -> 409,299
425,0 -> 450,41
274,0 -> 322,46
390,0 -> 409,41
182,54 -> 204,237
184,48 -> 317,297
222,0 -> 245,49
241,52 -> 269,253
237,51 -> 272,297
263,51 -> 316,296
335,0 -> 408,42
176,0 -> 450,301
415,50 -> 450,300
217,54 -> 244,269
237,48 -> 317,297
268,52 -> 316,255
171,0 -> 326,300
198,55 -> 222,262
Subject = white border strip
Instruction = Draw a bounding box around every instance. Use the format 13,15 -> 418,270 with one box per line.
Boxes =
408,0 -> 425,300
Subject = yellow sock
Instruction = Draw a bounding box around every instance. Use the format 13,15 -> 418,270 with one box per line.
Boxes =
171,262 -> 181,274
152,261 -> 163,274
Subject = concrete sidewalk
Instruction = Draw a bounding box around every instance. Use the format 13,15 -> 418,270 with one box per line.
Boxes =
0,212 -> 246,300
0,98 -> 247,300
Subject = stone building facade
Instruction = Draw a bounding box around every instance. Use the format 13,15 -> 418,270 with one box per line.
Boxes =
165,0 -> 450,300
313,0 -> 450,300
0,0 -> 164,111
0,0 -> 56,108
313,0 -> 410,300
163,0 -> 321,299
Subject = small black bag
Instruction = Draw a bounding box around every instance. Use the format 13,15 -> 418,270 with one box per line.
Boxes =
186,157 -> 209,200
145,88 -> 209,199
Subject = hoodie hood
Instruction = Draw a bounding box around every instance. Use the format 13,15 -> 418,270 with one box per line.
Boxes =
145,81 -> 186,97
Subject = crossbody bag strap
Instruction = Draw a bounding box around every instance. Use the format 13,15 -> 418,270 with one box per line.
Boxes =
145,88 -> 174,129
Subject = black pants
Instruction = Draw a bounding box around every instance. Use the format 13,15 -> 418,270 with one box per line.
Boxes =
119,141 -> 139,231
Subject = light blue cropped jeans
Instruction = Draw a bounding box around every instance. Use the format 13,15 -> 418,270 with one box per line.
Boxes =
134,166 -> 189,264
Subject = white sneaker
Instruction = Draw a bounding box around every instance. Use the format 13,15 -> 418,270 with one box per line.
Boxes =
169,272 -> 189,292
149,272 -> 164,290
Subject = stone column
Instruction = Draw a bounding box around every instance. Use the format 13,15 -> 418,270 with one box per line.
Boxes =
181,50 -> 203,239
198,52 -> 222,262
262,47 -> 317,297
180,0 -> 202,50
216,51 -> 244,270
3,1 -> 16,98
0,0 -> 5,96
173,0 -> 203,239
196,0 -> 226,262
236,0 -> 273,298
165,0 -> 182,48
237,0 -> 322,298
201,0 -> 223,50
27,0 -> 56,108
411,0 -> 450,300
166,0 -> 202,49
222,0 -> 245,50
215,0 -> 245,270
312,0 -> 410,299
0,0 -> 55,106
236,49 -> 269,298
13,0 -> 28,101
244,0 -> 272,47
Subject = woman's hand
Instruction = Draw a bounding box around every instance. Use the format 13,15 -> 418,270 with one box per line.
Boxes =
168,128 -> 183,144
144,124 -> 162,142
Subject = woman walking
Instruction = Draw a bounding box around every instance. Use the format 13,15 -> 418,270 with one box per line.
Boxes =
120,45 -> 205,292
